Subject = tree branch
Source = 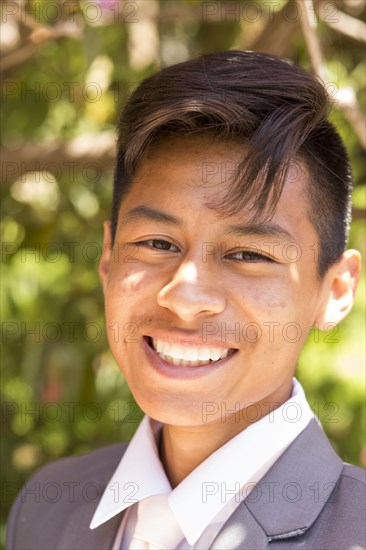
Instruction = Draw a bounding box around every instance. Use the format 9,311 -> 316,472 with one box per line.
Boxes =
298,0 -> 327,81
1,1 -> 83,74
319,3 -> 366,42
297,0 -> 366,149
244,1 -> 300,57
336,88 -> 366,149
351,207 -> 366,221
1,132 -> 116,185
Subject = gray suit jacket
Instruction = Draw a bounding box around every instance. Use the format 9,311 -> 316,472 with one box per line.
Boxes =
6,420 -> 366,549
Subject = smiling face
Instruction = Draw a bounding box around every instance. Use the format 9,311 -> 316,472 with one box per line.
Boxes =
99,136 -> 358,427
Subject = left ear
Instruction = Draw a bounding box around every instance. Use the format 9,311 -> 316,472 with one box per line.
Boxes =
313,249 -> 362,329
99,221 -> 113,293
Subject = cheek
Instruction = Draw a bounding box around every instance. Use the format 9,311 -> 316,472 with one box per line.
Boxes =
255,290 -> 287,310
104,266 -> 163,332
237,282 -> 289,317
107,265 -> 156,298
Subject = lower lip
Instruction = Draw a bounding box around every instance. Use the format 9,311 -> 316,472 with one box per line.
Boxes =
142,336 -> 237,380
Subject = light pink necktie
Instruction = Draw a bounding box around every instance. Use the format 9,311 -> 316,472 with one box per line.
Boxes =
129,494 -> 183,549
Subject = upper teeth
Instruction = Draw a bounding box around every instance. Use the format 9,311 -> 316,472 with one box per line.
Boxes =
152,338 -> 230,362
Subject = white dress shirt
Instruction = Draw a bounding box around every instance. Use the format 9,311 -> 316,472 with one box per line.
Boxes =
90,378 -> 317,548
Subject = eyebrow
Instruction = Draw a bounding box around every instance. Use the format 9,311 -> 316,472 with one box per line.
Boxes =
224,222 -> 295,242
121,205 -> 180,226
121,205 -> 295,241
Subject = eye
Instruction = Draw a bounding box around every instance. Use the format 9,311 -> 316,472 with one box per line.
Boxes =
137,239 -> 180,252
226,250 -> 275,263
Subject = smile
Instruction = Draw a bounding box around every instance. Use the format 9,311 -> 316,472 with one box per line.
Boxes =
145,336 -> 237,367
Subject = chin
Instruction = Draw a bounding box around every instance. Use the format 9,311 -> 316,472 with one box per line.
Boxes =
133,393 -> 208,427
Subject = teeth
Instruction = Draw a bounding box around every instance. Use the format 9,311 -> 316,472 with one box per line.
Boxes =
158,353 -> 215,367
169,344 -> 184,359
155,339 -> 164,353
198,348 -> 211,361
210,348 -> 222,361
183,347 -> 200,361
152,338 -> 231,366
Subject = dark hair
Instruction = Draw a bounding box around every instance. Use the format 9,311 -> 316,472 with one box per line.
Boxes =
112,50 -> 352,277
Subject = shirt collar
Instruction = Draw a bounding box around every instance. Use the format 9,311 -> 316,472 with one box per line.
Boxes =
90,378 -> 314,544
89,415 -> 170,529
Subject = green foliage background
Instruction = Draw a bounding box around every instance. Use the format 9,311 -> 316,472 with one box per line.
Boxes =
1,0 -> 365,546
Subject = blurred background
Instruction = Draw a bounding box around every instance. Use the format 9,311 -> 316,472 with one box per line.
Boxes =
1,0 -> 365,545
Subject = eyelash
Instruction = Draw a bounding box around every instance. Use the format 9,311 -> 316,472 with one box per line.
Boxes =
135,239 -> 275,263
227,250 -> 275,263
134,239 -> 178,252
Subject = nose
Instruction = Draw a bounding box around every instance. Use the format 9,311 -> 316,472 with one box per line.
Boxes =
157,260 -> 226,322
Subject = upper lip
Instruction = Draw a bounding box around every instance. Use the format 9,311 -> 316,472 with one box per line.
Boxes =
144,331 -> 239,350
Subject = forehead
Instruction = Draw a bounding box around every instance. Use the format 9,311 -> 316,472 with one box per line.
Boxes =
128,136 -> 312,225
139,135 -> 245,181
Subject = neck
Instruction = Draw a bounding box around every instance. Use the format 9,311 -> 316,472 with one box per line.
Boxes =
159,418 -> 241,488
159,383 -> 293,488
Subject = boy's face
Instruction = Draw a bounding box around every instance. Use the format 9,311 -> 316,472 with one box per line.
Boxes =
99,137 -> 350,426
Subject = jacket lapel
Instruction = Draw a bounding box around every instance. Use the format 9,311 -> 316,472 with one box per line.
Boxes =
210,419 -> 343,549
210,503 -> 268,549
56,501 -> 124,550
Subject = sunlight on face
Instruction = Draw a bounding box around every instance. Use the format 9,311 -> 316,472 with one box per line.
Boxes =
179,262 -> 198,283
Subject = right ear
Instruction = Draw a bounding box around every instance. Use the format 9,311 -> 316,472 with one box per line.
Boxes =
98,221 -> 112,293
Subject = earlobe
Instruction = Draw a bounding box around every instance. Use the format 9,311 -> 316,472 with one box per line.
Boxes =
314,249 -> 362,329
99,221 -> 112,292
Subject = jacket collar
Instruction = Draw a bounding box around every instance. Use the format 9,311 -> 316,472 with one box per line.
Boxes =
210,419 -> 343,549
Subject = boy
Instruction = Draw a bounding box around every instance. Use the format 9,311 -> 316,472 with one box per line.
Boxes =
7,51 -> 365,549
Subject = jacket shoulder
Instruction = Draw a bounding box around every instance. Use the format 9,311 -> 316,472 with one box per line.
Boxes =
341,462 -> 366,484
6,442 -> 128,550
302,462 -> 366,548
26,441 -> 127,483
283,462 -> 366,549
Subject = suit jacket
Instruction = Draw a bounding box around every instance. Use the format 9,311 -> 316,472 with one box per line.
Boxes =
6,420 -> 366,550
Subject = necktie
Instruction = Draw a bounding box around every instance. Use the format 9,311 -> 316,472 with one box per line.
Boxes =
129,494 -> 183,549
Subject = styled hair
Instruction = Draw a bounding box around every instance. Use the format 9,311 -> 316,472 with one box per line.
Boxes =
111,50 -> 352,277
